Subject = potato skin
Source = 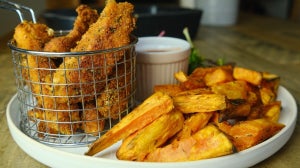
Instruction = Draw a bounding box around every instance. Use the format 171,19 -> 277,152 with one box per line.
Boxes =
144,124 -> 234,162
85,91 -> 174,156
116,109 -> 184,161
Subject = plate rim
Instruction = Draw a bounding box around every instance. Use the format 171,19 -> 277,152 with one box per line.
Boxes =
6,86 -> 297,168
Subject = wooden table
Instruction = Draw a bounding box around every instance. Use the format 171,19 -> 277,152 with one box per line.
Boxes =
0,13 -> 299,167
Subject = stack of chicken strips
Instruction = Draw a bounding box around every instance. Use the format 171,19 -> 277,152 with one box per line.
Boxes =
13,0 -> 136,136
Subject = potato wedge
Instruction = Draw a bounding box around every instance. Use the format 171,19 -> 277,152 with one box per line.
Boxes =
174,71 -> 188,82
174,88 -> 212,96
211,80 -> 249,100
179,67 -> 213,90
260,87 -> 276,105
204,66 -> 234,86
219,99 -> 251,122
260,73 -> 280,104
153,84 -> 183,97
221,118 -> 285,151
263,101 -> 281,122
85,92 -> 174,156
173,94 -> 226,113
144,124 -> 234,162
116,109 -> 184,161
174,112 -> 213,141
233,67 -> 262,85
181,65 -> 234,88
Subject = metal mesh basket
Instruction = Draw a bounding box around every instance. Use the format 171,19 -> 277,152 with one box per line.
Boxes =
8,34 -> 137,146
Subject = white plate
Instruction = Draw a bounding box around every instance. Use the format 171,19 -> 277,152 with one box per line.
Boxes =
6,86 -> 297,168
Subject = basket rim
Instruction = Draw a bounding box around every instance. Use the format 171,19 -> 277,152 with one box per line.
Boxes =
7,34 -> 138,57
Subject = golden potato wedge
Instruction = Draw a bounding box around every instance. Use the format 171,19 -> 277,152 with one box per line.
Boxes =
219,99 -> 251,122
260,87 -> 276,105
180,77 -> 206,90
174,112 -> 213,141
173,94 -> 226,113
190,66 -> 215,78
211,112 -> 233,133
204,66 -> 234,86
179,67 -> 213,90
247,105 -> 263,120
233,67 -> 262,85
246,90 -> 260,106
262,101 -> 281,122
180,66 -> 232,90
262,72 -> 280,81
116,109 -> 184,161
211,80 -> 249,100
222,118 -> 285,151
144,124 -> 234,162
174,71 -> 188,82
153,84 -> 183,97
174,88 -> 212,97
85,92 -> 174,156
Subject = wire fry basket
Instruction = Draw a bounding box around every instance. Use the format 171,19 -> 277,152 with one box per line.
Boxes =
8,34 -> 137,146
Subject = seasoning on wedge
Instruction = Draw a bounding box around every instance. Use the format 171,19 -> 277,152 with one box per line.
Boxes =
144,124 -> 234,162
116,109 -> 184,161
173,94 -> 226,113
85,91 -> 174,156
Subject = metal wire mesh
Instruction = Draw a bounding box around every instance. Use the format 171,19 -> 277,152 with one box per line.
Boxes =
8,35 -> 137,146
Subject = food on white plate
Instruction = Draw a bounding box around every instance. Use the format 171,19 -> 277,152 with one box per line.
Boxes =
86,65 -> 284,162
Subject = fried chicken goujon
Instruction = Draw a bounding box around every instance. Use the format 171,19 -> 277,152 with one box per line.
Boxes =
49,0 -> 136,105
44,4 -> 98,52
13,21 -> 56,108
41,4 -> 99,111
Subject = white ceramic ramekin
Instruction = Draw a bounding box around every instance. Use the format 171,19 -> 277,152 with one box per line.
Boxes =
135,36 -> 191,102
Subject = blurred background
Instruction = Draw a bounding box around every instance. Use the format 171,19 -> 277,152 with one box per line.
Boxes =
0,0 -> 299,39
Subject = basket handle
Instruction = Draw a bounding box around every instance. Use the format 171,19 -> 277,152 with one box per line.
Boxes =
0,0 -> 36,23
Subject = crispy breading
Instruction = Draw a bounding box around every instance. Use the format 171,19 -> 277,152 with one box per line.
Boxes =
13,21 -> 56,105
14,0 -> 136,136
28,103 -> 81,135
96,61 -> 133,119
44,5 -> 98,52
39,4 -> 99,110
13,21 -> 54,51
81,101 -> 105,135
49,0 -> 136,104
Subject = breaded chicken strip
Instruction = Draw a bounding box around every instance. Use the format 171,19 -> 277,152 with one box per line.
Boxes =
44,5 -> 98,52
28,103 -> 81,135
81,101 -> 105,135
40,4 -> 98,109
13,21 -> 54,51
96,60 -> 133,119
82,57 -> 134,134
49,0 -> 136,105
13,21 -> 55,104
